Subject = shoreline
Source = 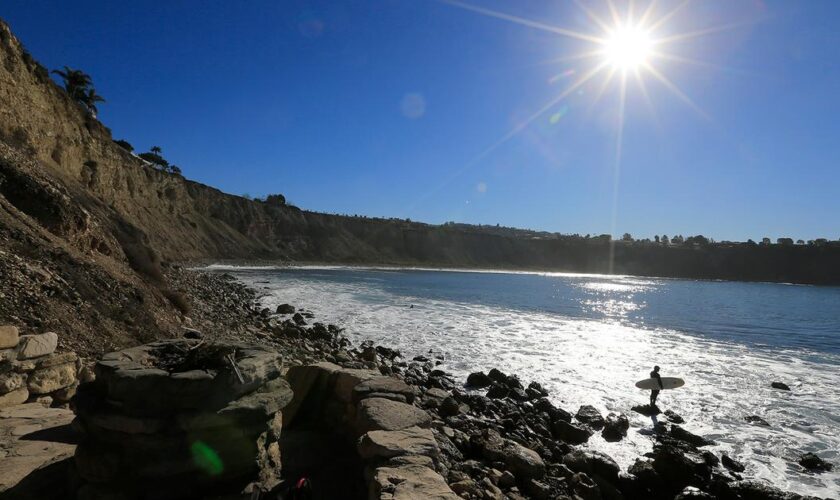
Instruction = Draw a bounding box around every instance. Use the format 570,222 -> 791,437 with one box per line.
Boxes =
190,266 -> 835,499
196,260 -> 831,289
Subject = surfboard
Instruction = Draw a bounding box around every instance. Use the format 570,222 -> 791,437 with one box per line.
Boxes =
635,377 -> 685,390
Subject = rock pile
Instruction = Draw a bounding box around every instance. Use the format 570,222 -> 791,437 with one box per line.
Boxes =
0,326 -> 80,408
71,339 -> 290,500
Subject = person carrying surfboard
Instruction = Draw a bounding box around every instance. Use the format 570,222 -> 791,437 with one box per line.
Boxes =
650,365 -> 663,406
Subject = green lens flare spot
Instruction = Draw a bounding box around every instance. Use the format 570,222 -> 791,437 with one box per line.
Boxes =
191,440 -> 224,475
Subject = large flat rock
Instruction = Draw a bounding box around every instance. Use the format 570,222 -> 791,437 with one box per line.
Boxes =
371,464 -> 459,499
358,426 -> 439,460
0,403 -> 77,495
356,398 -> 432,434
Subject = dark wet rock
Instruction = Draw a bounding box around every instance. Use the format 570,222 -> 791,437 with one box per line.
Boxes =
770,381 -> 790,391
181,327 -> 203,339
275,303 -> 295,314
439,396 -> 462,417
575,405 -> 605,430
510,387 -> 529,401
727,480 -> 808,500
798,452 -> 833,472
650,442 -> 712,490
664,409 -> 685,423
466,371 -> 493,388
570,472 -> 600,500
470,428 -> 545,480
631,403 -> 661,416
601,412 -> 629,442
563,449 -> 620,483
628,459 -> 659,485
744,415 -> 770,426
670,425 -> 715,447
701,451 -> 719,467
292,312 -> 306,325
552,419 -> 592,445
486,384 -> 509,399
524,478 -> 551,499
487,368 -> 508,383
674,486 -> 715,499
721,453 -> 745,473
527,381 -> 548,398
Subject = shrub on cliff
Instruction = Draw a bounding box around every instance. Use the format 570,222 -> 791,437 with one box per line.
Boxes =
265,194 -> 286,206
114,139 -> 134,152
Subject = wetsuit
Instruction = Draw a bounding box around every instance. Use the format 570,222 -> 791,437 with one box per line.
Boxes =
650,370 -> 663,406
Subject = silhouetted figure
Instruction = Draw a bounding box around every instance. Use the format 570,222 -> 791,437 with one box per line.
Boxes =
650,365 -> 663,406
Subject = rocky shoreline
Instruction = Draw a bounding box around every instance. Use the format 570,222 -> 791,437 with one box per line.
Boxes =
195,268 -> 833,500
1,267 -> 835,499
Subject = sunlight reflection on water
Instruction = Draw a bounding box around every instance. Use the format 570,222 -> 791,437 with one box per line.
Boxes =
218,266 -> 840,496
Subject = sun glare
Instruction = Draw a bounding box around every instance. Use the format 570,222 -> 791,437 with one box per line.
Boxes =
603,26 -> 652,70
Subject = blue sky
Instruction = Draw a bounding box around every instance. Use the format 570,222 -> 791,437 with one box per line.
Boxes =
3,1 -> 839,242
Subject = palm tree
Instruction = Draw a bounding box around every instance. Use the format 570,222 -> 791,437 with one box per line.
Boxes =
150,146 -> 162,155
84,88 -> 105,117
52,66 -> 91,100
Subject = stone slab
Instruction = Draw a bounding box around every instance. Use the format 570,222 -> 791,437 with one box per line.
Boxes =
0,403 -> 76,493
17,332 -> 58,360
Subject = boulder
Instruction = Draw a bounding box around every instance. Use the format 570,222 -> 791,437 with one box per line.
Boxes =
27,363 -> 76,394
563,449 -> 620,483
728,480 -> 804,500
370,464 -> 459,499
570,472 -> 600,500
601,412 -> 629,442
744,415 -> 769,426
334,367 -> 381,403
16,332 -> 58,359
466,371 -> 493,388
631,404 -> 660,416
356,398 -> 432,433
670,425 -> 715,447
471,429 -> 545,480
664,409 -> 684,423
276,303 -> 296,314
575,405 -> 605,429
486,384 -> 509,399
770,381 -> 790,391
798,452 -> 833,472
0,371 -> 26,393
552,419 -> 592,444
0,387 -> 28,407
0,325 -> 19,349
449,479 -> 477,496
358,426 -> 440,460
721,453 -> 745,473
353,376 -> 415,404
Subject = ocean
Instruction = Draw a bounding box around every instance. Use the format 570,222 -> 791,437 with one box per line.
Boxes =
210,265 -> 840,496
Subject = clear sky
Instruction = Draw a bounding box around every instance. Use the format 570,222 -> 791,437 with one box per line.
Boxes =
3,1 -> 839,242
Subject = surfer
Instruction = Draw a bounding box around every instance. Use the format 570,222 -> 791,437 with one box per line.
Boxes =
650,365 -> 663,406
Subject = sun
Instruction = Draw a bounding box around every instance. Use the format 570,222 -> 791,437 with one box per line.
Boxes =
603,25 -> 652,70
